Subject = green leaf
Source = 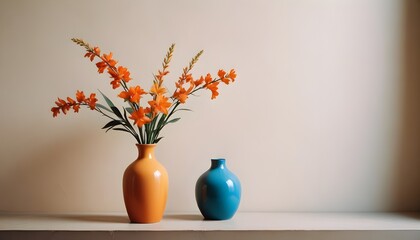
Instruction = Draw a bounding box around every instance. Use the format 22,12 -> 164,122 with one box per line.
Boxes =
111,106 -> 123,119
99,90 -> 115,108
157,114 -> 166,128
125,107 -> 134,114
98,91 -> 124,120
123,108 -> 129,122
174,108 -> 193,113
112,127 -> 131,133
96,103 -> 113,113
165,117 -> 181,124
105,127 -> 114,132
151,114 -> 166,136
102,120 -> 122,129
122,108 -> 135,132
154,137 -> 164,143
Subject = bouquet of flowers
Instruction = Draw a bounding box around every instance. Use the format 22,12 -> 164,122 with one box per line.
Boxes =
51,39 -> 236,144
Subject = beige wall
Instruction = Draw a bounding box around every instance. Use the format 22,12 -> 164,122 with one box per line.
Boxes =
0,0 -> 419,213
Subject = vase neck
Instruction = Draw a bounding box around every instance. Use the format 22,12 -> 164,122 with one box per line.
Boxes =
211,158 -> 226,169
136,144 -> 156,160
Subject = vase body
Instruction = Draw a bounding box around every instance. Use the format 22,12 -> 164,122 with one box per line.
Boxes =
123,144 -> 168,223
195,158 -> 241,220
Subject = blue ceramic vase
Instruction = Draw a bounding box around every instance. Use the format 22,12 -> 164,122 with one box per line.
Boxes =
195,158 -> 241,220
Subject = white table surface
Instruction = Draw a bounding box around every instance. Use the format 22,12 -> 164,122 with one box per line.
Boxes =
1,212 -> 420,231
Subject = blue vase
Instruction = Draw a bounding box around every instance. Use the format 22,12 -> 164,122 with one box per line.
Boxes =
195,158 -> 241,220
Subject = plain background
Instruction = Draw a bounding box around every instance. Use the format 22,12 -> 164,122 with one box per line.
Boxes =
0,0 -> 419,213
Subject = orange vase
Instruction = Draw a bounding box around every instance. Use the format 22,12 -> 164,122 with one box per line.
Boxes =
123,144 -> 168,223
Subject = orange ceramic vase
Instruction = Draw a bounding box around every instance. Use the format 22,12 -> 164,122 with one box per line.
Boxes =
123,144 -> 168,223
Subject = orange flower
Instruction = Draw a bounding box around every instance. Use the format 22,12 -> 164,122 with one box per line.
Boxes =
96,61 -> 107,73
54,98 -> 70,114
217,69 -> 226,79
84,52 -> 94,61
218,69 -> 230,84
93,47 -> 101,56
150,82 -> 167,95
102,52 -> 117,67
204,73 -> 213,84
84,47 -> 100,61
118,66 -> 131,82
156,70 -> 169,82
194,76 -> 204,86
227,69 -> 236,82
185,74 -> 193,83
173,82 -> 194,103
67,97 -> 76,105
73,104 -> 80,113
76,90 -> 86,103
129,107 -> 151,127
110,79 -> 121,89
206,81 -> 219,99
118,86 -> 146,103
173,89 -> 189,104
51,107 -> 60,117
202,73 -> 217,98
176,72 -> 193,85
144,107 -> 152,115
108,66 -> 132,89
55,97 -> 67,107
220,77 -> 230,85
52,90 -> 97,117
149,94 -> 172,115
107,68 -> 117,80
87,93 -> 97,110
96,52 -> 117,73
66,97 -> 79,112
58,102 -> 70,114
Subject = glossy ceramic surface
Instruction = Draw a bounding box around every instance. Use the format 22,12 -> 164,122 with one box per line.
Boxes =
195,158 -> 241,220
123,144 -> 168,223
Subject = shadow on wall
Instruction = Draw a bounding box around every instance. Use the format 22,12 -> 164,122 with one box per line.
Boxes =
392,0 -> 420,211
